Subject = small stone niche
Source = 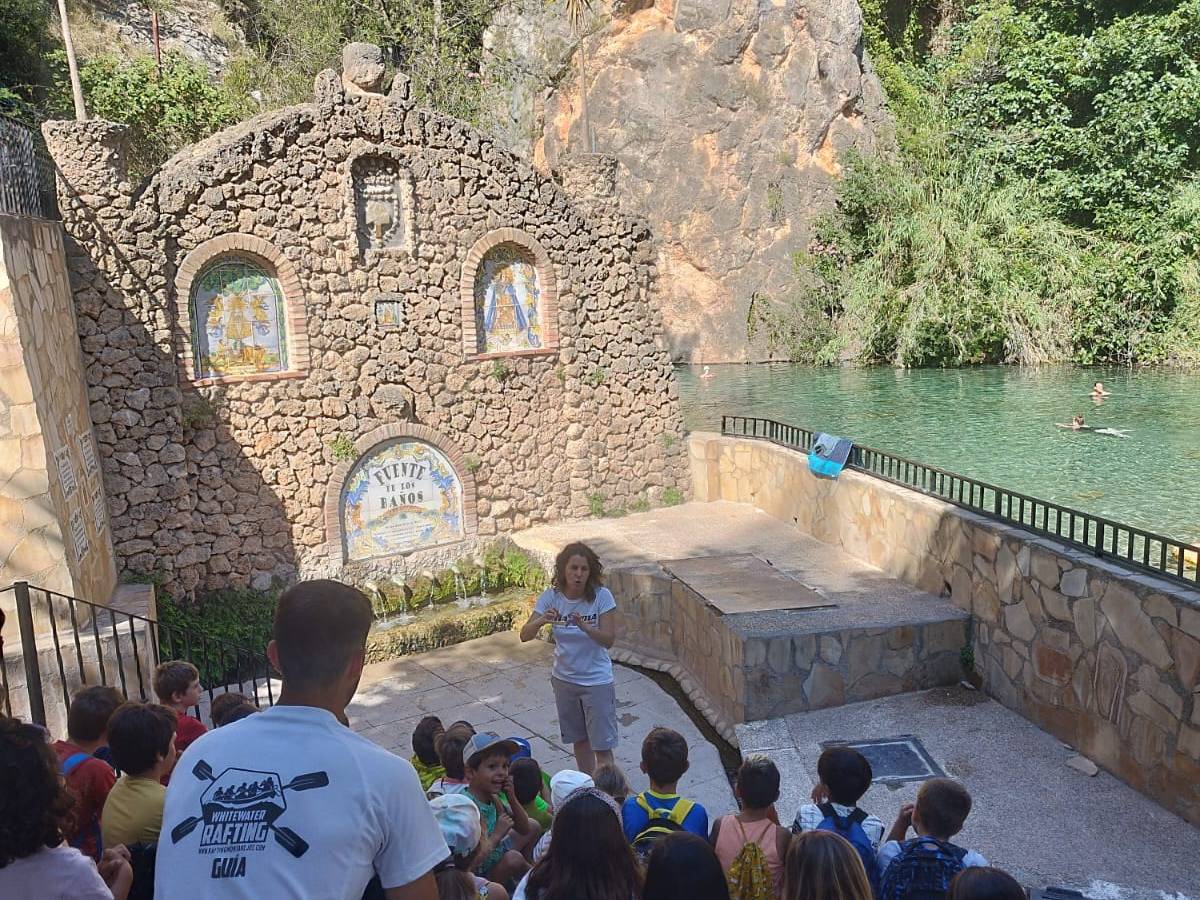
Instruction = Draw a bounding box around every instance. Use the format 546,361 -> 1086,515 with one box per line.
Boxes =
351,154 -> 414,258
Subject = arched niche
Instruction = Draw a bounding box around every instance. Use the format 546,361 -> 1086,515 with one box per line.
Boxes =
173,234 -> 309,385
324,423 -> 478,562
460,228 -> 559,359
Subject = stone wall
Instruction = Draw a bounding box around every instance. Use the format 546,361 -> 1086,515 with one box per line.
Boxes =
691,432 -> 1200,825
43,48 -> 688,599
0,214 -> 117,622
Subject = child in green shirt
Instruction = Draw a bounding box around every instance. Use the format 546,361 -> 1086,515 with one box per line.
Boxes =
510,757 -> 552,830
410,716 -> 445,792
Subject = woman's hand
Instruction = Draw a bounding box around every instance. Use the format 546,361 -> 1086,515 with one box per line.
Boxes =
573,610 -> 616,649
519,607 -> 558,642
98,846 -> 134,900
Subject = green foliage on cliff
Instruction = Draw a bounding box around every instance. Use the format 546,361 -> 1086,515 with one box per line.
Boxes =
79,52 -> 248,176
777,0 -> 1200,367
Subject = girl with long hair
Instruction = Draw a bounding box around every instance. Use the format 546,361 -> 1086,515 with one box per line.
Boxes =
0,716 -> 133,899
514,788 -> 640,900
782,831 -> 873,900
519,542 -> 619,773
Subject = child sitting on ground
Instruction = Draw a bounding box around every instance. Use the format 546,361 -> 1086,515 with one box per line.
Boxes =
622,727 -> 710,859
100,702 -> 177,848
52,685 -> 123,860
430,793 -> 511,899
532,769 -> 593,861
792,747 -> 885,890
412,716 -> 446,791
209,692 -> 258,727
712,756 -> 790,898
510,757 -> 552,830
464,733 -> 541,887
429,722 -> 475,798
592,762 -> 631,806
878,777 -> 988,900
153,660 -> 206,755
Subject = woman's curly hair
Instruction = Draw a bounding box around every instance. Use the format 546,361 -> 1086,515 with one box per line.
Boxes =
551,542 -> 604,602
0,716 -> 74,867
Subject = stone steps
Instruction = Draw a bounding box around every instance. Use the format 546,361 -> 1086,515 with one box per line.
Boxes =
514,502 -> 970,746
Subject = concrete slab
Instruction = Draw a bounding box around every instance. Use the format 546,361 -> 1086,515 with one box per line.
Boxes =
351,632 -> 736,814
737,687 -> 1200,897
662,554 -> 833,614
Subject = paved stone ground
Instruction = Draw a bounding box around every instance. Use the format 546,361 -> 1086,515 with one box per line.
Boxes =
348,631 -> 737,816
738,687 -> 1200,898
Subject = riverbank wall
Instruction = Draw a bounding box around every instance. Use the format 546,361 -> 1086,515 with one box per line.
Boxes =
690,432 -> 1200,826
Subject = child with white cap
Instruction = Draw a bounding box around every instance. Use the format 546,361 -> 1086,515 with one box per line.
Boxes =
430,793 -> 511,900
531,769 -> 594,862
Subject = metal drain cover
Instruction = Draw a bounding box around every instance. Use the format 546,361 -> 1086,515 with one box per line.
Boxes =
821,735 -> 944,785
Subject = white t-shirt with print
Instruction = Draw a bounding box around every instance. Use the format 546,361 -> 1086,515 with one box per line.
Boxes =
534,587 -> 617,686
155,704 -> 448,899
0,844 -> 112,899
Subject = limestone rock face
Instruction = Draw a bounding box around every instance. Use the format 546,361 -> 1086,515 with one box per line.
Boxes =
486,0 -> 891,362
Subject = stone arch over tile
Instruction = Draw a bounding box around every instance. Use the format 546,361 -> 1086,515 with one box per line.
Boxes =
323,422 -> 478,561
460,227 -> 559,359
174,233 -> 310,385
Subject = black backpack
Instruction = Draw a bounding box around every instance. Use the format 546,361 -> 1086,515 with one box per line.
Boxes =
879,836 -> 968,900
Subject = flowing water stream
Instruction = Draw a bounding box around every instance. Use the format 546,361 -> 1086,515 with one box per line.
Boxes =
678,364 -> 1200,543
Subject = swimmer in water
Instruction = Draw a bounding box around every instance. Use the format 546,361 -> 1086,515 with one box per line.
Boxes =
700,365 -> 715,380
1090,381 -> 1111,399
1056,414 -> 1086,430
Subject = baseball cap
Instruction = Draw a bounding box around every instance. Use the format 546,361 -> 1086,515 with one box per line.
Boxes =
429,793 -> 482,857
549,769 -> 594,809
508,737 -> 532,761
463,732 -> 519,768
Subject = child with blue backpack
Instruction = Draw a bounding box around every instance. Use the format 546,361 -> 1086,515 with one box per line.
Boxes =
622,727 -> 710,859
791,747 -> 886,893
878,777 -> 988,900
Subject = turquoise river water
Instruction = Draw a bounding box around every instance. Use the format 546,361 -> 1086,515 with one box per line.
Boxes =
677,365 -> 1200,543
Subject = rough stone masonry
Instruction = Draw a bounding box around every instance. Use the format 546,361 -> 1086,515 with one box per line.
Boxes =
43,45 -> 689,599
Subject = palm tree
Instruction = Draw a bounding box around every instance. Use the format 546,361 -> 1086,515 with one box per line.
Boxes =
55,0 -> 87,120
563,0 -> 595,153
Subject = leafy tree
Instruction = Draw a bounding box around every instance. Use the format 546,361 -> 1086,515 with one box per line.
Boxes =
79,52 -> 248,178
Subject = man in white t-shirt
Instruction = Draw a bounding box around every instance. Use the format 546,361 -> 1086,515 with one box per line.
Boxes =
155,580 -> 447,899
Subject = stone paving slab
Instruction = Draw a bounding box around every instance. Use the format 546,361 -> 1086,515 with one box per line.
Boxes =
351,631 -> 736,818
662,554 -> 833,613
737,686 -> 1200,897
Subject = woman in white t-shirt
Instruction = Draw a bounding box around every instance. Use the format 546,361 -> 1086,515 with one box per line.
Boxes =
520,542 -> 618,774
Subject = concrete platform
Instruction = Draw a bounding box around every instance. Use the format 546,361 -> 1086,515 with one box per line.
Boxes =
662,554 -> 833,614
516,503 -> 969,737
737,687 -> 1200,897
347,631 -> 736,818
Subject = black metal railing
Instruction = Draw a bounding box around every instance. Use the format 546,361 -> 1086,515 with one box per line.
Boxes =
721,415 -> 1200,590
0,113 -> 59,219
1,582 -> 274,726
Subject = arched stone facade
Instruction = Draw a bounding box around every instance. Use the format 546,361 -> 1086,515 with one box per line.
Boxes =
44,45 -> 688,595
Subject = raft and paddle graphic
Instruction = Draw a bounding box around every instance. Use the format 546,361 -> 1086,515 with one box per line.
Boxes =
170,759 -> 329,861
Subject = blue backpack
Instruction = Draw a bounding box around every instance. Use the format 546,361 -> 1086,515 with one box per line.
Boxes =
816,804 -> 880,896
879,836 -> 968,900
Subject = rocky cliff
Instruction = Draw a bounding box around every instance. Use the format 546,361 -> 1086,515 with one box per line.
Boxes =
486,0 -> 891,362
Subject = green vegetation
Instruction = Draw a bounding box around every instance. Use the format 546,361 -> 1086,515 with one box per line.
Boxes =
767,0 -> 1200,367
157,586 -> 279,687
661,486 -> 684,507
0,0 -> 508,179
79,52 -> 247,177
329,434 -> 357,462
490,359 -> 513,382
362,542 -> 548,619
366,595 -> 533,663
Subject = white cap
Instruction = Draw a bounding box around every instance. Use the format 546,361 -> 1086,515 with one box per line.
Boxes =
549,769 -> 594,810
429,793 -> 482,857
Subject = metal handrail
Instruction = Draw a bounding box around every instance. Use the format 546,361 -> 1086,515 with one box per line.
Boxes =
0,581 -> 274,726
721,415 -> 1200,590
